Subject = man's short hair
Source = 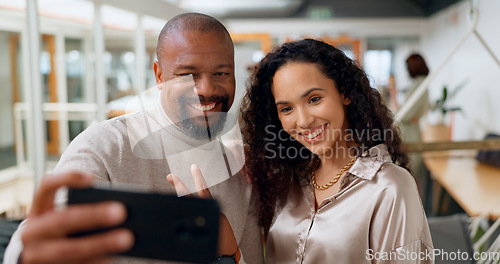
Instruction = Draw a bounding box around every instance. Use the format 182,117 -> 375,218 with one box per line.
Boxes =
156,13 -> 232,60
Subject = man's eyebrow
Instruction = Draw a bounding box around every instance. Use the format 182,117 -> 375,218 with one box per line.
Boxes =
174,64 -> 233,71
175,65 -> 196,71
275,88 -> 325,106
216,64 -> 233,69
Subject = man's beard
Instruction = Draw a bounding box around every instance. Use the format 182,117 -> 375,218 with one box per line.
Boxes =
177,97 -> 229,140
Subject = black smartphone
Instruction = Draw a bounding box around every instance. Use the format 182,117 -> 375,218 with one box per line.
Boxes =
67,187 -> 220,263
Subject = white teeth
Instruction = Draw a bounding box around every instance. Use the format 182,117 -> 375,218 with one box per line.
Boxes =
304,125 -> 325,139
191,103 -> 216,111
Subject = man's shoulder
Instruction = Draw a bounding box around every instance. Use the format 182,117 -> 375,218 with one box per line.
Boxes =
79,111 -> 145,138
55,111 -> 151,177
61,111 -> 147,158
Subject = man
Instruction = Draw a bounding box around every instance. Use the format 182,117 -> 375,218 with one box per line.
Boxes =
4,13 -> 263,264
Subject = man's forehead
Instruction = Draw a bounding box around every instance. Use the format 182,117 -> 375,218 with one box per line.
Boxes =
160,30 -> 232,55
159,35 -> 234,70
171,51 -> 234,67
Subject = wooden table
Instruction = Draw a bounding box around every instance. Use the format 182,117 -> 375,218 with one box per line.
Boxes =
423,150 -> 500,220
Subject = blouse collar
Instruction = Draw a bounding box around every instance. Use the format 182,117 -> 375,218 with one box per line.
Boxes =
348,144 -> 393,181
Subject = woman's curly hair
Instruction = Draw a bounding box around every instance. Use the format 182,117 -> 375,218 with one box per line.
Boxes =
240,39 -> 409,232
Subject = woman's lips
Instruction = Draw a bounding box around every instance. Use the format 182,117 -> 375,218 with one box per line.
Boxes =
301,124 -> 327,144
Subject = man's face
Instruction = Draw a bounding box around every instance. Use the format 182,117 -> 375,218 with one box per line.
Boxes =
154,30 -> 235,139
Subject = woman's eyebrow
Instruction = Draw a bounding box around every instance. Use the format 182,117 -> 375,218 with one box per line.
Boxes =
275,88 -> 324,106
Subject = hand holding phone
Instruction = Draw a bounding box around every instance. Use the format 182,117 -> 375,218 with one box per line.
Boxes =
19,172 -> 134,264
68,187 -> 220,263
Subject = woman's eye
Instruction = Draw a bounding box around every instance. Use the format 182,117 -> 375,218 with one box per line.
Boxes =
309,97 -> 321,103
280,106 -> 292,113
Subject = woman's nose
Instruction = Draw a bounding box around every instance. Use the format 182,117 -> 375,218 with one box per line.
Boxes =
296,107 -> 314,129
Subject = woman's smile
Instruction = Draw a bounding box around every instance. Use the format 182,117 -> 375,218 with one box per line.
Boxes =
300,123 -> 328,143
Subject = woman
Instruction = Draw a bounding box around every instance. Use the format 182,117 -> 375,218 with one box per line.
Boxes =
393,54 -> 431,187
241,39 -> 433,263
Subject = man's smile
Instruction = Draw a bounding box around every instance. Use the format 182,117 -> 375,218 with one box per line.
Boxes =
188,102 -> 217,112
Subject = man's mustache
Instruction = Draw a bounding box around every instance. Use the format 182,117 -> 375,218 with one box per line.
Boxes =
182,95 -> 228,106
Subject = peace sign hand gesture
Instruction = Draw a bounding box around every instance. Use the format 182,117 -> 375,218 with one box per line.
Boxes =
167,164 -> 239,260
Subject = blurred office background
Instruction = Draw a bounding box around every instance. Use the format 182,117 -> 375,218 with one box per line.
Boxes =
0,0 -> 500,246
1,0 -> 500,262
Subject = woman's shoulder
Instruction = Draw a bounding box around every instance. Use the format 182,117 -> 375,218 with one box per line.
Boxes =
352,144 -> 419,196
373,162 -> 420,201
378,162 -> 414,184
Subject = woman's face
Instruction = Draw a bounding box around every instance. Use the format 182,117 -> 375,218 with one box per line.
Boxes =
271,62 -> 351,158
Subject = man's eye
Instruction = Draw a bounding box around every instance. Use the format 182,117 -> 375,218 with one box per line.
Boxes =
214,72 -> 228,76
309,97 -> 321,103
179,73 -> 193,77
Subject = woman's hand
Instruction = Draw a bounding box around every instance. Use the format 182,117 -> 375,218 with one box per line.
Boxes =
167,164 -> 239,257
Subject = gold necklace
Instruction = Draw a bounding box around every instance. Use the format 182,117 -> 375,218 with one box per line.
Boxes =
311,157 -> 357,191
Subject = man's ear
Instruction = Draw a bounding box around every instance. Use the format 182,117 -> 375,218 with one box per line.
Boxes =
153,61 -> 163,90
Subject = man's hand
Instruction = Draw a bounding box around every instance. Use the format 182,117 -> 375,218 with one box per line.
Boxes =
20,172 -> 134,264
167,164 -> 239,258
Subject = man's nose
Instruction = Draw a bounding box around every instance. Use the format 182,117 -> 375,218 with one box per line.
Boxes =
193,76 -> 216,97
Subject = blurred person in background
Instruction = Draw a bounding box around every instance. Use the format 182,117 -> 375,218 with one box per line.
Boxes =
389,53 -> 430,193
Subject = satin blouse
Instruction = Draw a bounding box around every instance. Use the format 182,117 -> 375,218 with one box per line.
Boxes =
266,144 -> 434,264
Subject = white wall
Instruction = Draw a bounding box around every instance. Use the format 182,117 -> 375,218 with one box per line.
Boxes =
0,31 -> 14,148
226,18 -> 427,38
421,0 -> 500,140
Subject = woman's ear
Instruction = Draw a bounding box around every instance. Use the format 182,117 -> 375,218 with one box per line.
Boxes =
342,94 -> 352,106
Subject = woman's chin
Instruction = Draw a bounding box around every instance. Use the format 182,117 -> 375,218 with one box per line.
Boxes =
309,145 -> 350,160
306,145 -> 330,157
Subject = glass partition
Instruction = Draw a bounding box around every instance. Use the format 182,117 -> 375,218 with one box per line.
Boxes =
65,38 -> 87,140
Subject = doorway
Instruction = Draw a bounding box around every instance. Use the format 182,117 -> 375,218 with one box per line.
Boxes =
10,34 -> 59,156
0,31 -> 18,170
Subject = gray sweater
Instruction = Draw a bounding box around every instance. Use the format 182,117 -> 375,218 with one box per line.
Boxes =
4,105 -> 263,264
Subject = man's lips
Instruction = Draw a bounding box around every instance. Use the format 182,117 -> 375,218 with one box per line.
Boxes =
188,102 -> 217,112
